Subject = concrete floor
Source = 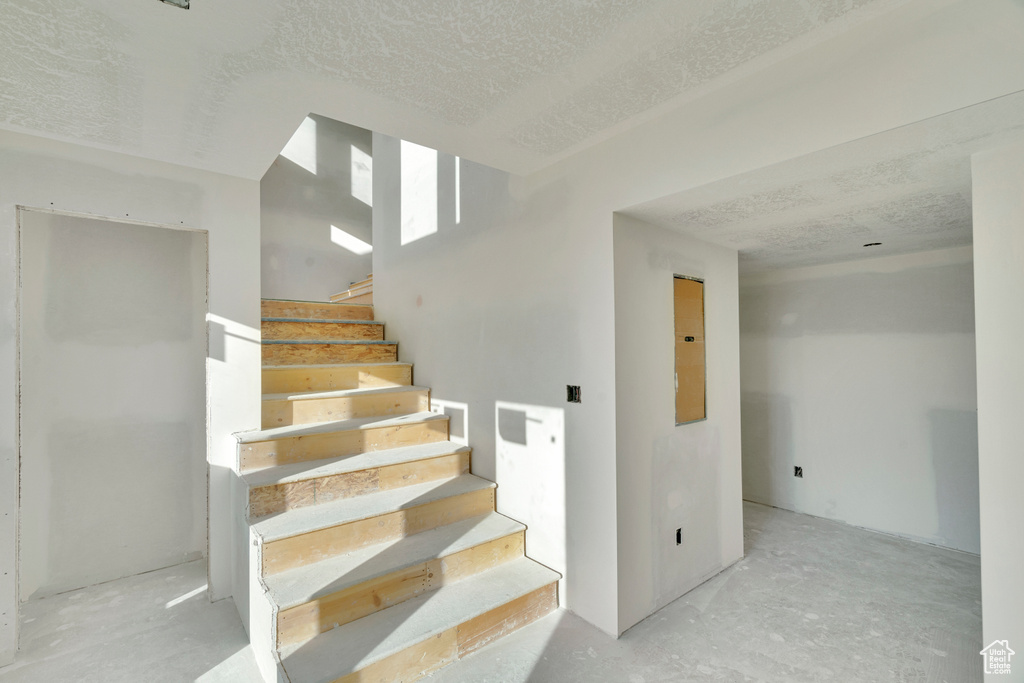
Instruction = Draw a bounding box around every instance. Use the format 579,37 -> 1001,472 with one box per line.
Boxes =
0,502 -> 981,682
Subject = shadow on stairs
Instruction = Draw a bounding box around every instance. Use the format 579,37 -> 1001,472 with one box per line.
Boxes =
235,296 -> 560,683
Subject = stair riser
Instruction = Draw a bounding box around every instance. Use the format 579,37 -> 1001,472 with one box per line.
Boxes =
276,530 -> 525,647
249,451 -> 470,518
262,343 -> 397,365
261,389 -> 429,429
262,364 -> 412,394
239,419 -> 449,471
261,320 -> 384,342
261,300 -> 373,321
261,487 -> 495,575
332,583 -> 558,683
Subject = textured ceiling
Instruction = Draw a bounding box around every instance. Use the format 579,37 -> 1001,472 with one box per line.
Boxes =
0,0 -> 907,178
622,90 -> 1024,272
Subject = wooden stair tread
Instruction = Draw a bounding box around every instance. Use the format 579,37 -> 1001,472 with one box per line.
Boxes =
237,411 -> 445,444
262,385 -> 428,402
261,361 -> 409,370
261,339 -> 396,345
261,317 -> 384,325
265,512 -> 524,610
252,474 -> 495,542
278,556 -> 560,681
263,298 -> 373,307
242,440 -> 469,489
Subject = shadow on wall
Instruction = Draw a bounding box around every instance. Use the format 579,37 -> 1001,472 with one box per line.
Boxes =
495,402 -> 567,588
929,408 -> 980,554
740,392 -> 794,508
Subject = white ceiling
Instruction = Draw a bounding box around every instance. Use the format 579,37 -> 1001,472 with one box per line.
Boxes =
0,0 -> 909,179
622,90 -> 1024,273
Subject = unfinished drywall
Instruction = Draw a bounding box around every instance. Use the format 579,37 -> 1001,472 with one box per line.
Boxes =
612,214 -> 743,634
262,115 -> 373,301
0,129 -> 260,665
739,247 -> 979,554
371,134 -> 577,625
364,0 -> 1024,641
971,142 -> 1024,652
19,211 -> 207,600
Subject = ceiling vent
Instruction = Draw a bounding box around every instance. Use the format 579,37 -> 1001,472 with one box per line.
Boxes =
158,0 -> 189,8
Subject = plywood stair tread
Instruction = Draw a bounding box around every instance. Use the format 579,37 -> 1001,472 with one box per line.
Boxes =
237,411 -> 445,444
265,512 -> 524,610
252,474 -> 495,543
261,361 -> 410,370
278,556 -> 559,682
242,440 -> 470,489
262,385 -> 428,402
263,298 -> 373,307
262,339 -> 396,345
262,317 -> 384,325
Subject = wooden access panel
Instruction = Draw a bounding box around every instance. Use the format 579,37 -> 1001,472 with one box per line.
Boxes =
674,276 -> 706,424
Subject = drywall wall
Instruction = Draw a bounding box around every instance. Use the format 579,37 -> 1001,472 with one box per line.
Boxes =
371,0 -> 1024,640
262,115 -> 373,301
971,142 -> 1024,652
372,135 -> 580,626
612,214 -> 743,634
0,129 -> 260,666
739,247 -> 980,554
19,211 -> 207,599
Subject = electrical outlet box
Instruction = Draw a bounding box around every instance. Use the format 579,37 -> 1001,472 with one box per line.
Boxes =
794,466 -> 803,478
567,385 -> 581,403
675,528 -> 682,545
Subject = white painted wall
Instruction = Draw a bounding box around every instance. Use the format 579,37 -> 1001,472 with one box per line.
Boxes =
612,214 -> 743,634
971,142 -> 1024,652
371,135 -> 582,626
739,247 -> 980,553
368,1 -> 1024,639
19,211 -> 207,600
262,115 -> 373,301
0,129 -> 260,665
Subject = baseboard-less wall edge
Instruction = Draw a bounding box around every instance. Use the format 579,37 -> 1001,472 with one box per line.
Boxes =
617,554 -> 745,638
741,499 -> 981,557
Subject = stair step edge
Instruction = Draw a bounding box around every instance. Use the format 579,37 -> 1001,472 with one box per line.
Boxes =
241,440 -> 470,488
236,411 -> 445,444
261,339 -> 396,346
265,512 -> 525,610
262,298 -> 373,306
279,557 -> 559,681
262,317 -> 384,325
261,385 -> 429,402
262,362 -> 411,370
252,473 -> 495,543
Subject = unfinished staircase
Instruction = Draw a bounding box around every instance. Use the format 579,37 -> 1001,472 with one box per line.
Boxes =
238,295 -> 559,683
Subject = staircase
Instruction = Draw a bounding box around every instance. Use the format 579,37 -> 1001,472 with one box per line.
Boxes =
238,295 -> 560,683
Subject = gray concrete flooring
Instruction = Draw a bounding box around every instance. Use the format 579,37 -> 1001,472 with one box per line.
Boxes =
0,501 -> 981,682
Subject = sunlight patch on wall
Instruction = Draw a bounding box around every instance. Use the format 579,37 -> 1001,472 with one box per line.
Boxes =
401,140 -> 438,245
429,398 -> 469,446
280,116 -> 317,175
494,401 -> 567,577
351,144 -> 373,206
455,156 -> 461,225
331,225 -> 372,255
